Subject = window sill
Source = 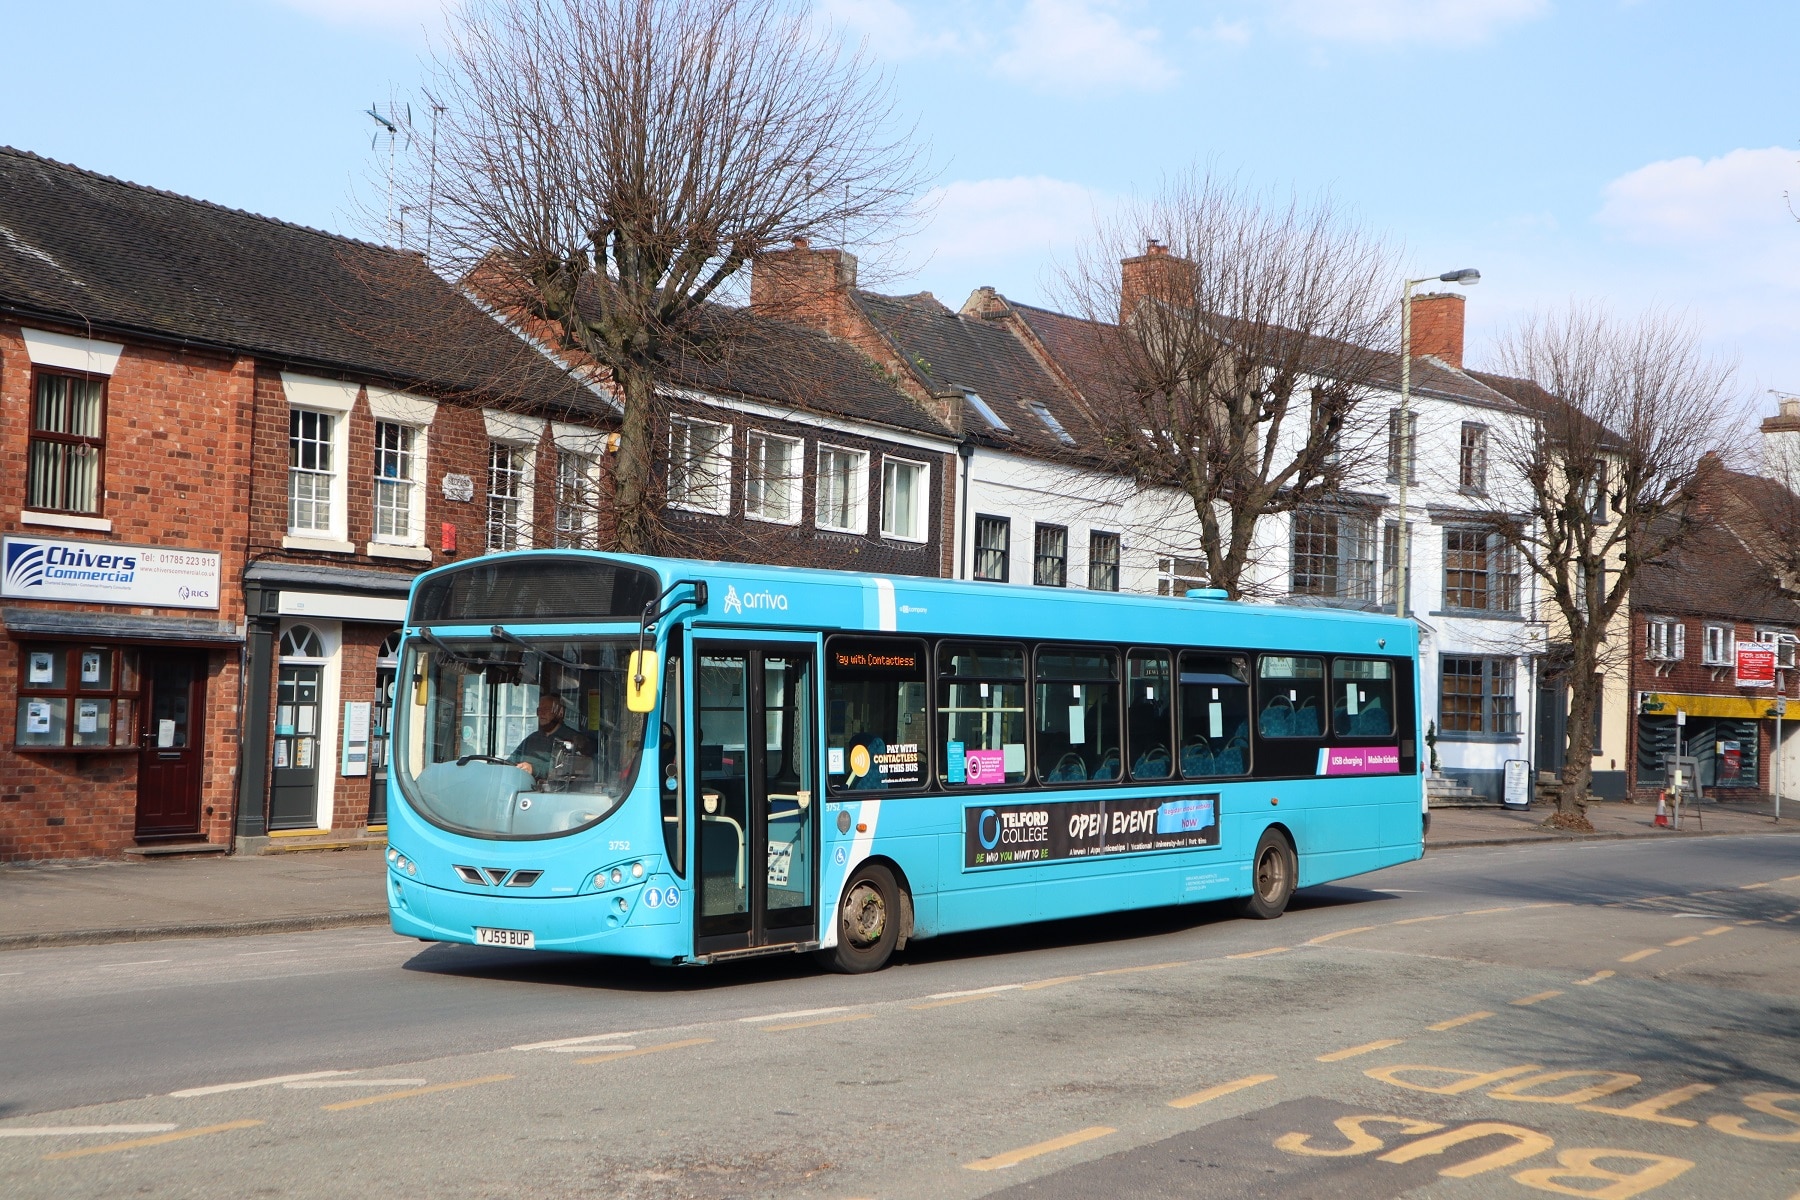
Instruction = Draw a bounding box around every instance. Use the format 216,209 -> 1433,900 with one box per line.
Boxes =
1436,732 -> 1523,744
283,535 -> 355,554
880,531 -> 930,545
21,510 -> 112,533
1431,609 -> 1526,622
816,523 -> 868,536
744,511 -> 803,527
667,501 -> 730,517
365,542 -> 433,562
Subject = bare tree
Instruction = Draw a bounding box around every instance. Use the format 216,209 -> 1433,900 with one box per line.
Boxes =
1058,172 -> 1398,600
398,0 -> 924,553
1477,305 -> 1736,826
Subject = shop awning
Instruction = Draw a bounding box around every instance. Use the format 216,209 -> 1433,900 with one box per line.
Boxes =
2,607 -> 243,644
1640,692 -> 1782,720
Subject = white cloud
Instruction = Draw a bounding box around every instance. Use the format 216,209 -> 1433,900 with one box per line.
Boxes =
993,0 -> 1177,93
270,0 -> 450,35
1195,17 -> 1253,47
817,0 -> 962,56
1277,0 -> 1548,45
1598,145 -> 1800,245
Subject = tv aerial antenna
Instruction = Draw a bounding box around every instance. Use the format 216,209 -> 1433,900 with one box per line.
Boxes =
365,102 -> 412,244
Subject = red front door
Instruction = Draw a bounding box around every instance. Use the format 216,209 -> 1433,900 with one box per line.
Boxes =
136,652 -> 206,841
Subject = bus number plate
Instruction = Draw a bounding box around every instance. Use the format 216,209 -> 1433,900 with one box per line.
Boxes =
475,927 -> 535,949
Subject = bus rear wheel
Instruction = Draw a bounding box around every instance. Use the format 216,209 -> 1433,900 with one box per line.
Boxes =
816,863 -> 901,974
1240,829 -> 1295,920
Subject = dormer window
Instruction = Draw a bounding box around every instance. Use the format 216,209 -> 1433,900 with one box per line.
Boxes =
963,390 -> 1010,433
1028,402 -> 1075,446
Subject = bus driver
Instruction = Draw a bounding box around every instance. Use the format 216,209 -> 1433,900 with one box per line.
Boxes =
511,694 -> 591,780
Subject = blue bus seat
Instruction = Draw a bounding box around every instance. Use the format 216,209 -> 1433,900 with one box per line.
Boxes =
1046,752 -> 1088,783
1092,750 -> 1120,781
1131,747 -> 1171,779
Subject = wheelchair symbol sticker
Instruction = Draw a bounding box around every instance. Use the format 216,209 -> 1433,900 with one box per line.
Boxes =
663,887 -> 680,908
834,846 -> 847,866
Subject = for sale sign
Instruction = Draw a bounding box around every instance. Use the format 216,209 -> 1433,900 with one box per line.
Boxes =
1736,642 -> 1777,688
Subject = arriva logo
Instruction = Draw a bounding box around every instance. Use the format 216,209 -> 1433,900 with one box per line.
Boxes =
721,584 -> 788,616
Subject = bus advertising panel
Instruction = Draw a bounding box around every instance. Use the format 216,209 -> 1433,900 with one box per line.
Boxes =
966,793 -> 1220,868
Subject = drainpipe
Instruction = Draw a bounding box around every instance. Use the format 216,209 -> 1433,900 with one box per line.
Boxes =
957,438 -> 976,580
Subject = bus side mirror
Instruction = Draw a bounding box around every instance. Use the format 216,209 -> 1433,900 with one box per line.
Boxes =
627,651 -> 659,713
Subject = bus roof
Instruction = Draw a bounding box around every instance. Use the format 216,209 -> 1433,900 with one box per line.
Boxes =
409,550 -> 1418,657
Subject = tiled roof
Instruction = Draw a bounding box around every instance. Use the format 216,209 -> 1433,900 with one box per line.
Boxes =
1633,516 -> 1800,625
852,291 -> 1096,453
0,146 -> 595,411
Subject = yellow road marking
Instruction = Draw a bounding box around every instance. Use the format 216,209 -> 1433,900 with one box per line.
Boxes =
322,1075 -> 513,1111
1619,948 -> 1661,963
1578,1082 -> 1716,1128
1428,1011 -> 1494,1031
763,1014 -> 876,1032
1306,926 -> 1377,945
1511,991 -> 1563,1007
1782,875 -> 1800,883
1665,936 -> 1700,947
578,1037 -> 714,1063
1087,960 -> 1190,977
1574,970 -> 1614,986
42,1120 -> 263,1161
964,1126 -> 1115,1170
1168,1073 -> 1278,1108
1019,975 -> 1086,990
1393,915 -> 1450,925
1463,906 -> 1519,915
1703,925 -> 1733,936
1317,1039 -> 1404,1062
1740,882 -> 1771,890
1226,946 -> 1290,959
1738,918 -> 1762,925
1777,914 -> 1797,923
909,995 -> 998,1010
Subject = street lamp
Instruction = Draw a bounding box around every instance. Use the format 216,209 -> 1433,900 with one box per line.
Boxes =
1394,267 -> 1481,620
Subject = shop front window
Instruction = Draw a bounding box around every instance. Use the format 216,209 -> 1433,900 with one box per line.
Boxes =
16,644 -> 140,749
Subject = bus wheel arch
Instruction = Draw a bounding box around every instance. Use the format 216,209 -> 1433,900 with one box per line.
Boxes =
816,858 -> 911,973
1240,824 -> 1297,920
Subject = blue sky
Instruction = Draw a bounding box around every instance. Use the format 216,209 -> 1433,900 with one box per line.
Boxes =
5,1 -> 1797,418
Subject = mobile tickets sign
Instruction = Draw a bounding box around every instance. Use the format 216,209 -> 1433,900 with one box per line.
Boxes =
965,793 -> 1220,869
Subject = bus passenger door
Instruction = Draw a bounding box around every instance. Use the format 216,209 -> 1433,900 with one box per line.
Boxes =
693,643 -> 818,956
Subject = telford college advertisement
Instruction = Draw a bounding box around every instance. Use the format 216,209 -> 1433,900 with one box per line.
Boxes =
965,794 -> 1222,868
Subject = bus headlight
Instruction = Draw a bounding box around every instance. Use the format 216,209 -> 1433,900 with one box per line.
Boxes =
610,867 -> 624,885
615,896 -> 629,913
631,862 -> 644,879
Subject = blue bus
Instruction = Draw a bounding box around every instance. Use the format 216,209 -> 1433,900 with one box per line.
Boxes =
384,552 -> 1424,972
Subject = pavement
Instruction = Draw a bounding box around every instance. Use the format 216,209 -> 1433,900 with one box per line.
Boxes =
0,797 -> 1789,950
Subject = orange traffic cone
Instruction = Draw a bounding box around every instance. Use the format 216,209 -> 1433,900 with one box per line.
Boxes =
1654,795 -> 1670,828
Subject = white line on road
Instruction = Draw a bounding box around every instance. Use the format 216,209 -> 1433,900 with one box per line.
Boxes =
512,1031 -> 643,1051
739,1007 -> 848,1023
0,1125 -> 178,1137
99,960 -> 172,968
170,1070 -> 352,1097
283,1079 -> 428,1089
924,985 -> 1024,1000
237,949 -> 303,957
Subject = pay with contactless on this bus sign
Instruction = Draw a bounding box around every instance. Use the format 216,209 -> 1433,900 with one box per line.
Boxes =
965,794 -> 1220,868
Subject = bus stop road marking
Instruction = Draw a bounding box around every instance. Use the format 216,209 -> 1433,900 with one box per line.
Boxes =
1019,975 -> 1087,990
283,1079 -> 428,1089
577,1038 -> 714,1063
1574,970 -> 1614,986
170,1070 -> 352,1097
1511,991 -> 1563,1007
1306,926 -> 1377,945
1665,936 -> 1701,947
1393,915 -> 1450,925
1168,1074 -> 1279,1109
1619,949 -> 1662,963
1427,1011 -> 1494,1032
1226,947 -> 1291,959
1739,882 -> 1772,890
1088,960 -> 1191,977
923,985 -> 1021,1000
41,1120 -> 263,1161
762,1014 -> 876,1032
1318,1039 -> 1405,1062
320,1075 -> 513,1111
740,1007 -> 847,1023
513,1031 -> 643,1051
1463,906 -> 1520,915
964,1125 -> 1115,1170
0,1125 -> 178,1138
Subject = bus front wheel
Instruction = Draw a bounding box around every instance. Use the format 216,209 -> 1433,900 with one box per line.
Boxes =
816,863 -> 902,974
1240,829 -> 1295,920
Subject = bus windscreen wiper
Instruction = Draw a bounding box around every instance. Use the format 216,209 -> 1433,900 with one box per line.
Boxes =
489,625 -> 587,671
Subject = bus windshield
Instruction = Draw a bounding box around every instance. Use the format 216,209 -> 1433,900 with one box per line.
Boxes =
395,635 -> 647,839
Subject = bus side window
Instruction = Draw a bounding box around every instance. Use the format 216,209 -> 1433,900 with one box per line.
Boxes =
1178,652 -> 1250,777
1127,650 -> 1172,780
825,637 -> 929,792
938,641 -> 1028,786
1034,646 -> 1121,785
1257,655 -> 1326,738
1331,657 -> 1395,738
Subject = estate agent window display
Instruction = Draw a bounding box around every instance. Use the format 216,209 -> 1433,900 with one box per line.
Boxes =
15,644 -> 141,750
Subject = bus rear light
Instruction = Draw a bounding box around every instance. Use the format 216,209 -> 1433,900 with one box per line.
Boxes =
616,897 -> 629,913
610,868 -> 624,885
631,862 -> 644,879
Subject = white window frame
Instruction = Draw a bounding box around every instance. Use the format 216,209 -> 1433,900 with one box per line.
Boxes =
1646,617 -> 1685,662
879,455 -> 929,543
370,420 -> 427,547
1758,628 -> 1797,670
286,407 -> 349,544
1701,623 -> 1734,666
815,443 -> 869,534
486,441 -> 536,553
744,431 -> 804,525
669,415 -> 733,515
1157,555 -> 1207,597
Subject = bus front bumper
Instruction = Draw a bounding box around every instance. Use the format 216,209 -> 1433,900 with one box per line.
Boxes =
387,872 -> 688,960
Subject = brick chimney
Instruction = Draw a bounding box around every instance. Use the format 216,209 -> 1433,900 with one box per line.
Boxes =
1763,395 -> 1800,494
1408,292 -> 1466,369
1119,240 -> 1196,323
750,238 -> 861,338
